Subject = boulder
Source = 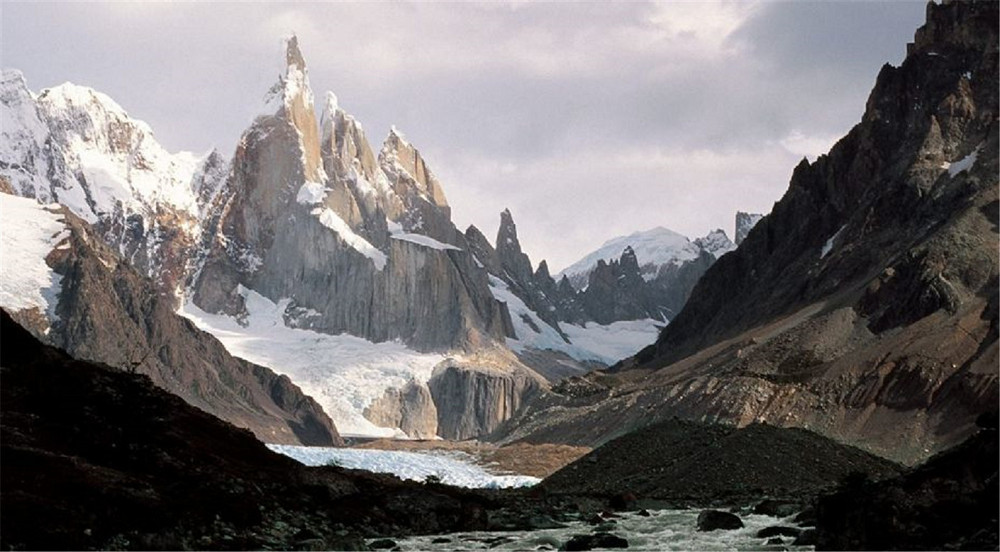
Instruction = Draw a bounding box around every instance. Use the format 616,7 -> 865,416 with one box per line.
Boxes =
561,533 -> 628,551
697,510 -> 744,531
756,526 -> 801,539
753,499 -> 800,518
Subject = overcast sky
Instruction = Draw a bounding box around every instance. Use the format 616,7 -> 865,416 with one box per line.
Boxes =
3,1 -> 926,272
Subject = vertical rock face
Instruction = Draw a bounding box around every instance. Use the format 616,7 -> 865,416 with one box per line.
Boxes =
493,209 -> 567,335
579,247 -> 655,324
363,381 -> 439,439
465,224 -> 505,276
4,36 -> 548,441
428,357 -> 543,440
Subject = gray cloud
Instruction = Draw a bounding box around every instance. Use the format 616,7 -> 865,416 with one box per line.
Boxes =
3,1 -> 927,271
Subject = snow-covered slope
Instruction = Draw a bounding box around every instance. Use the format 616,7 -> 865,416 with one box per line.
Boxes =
558,227 -> 707,288
179,287 -> 446,438
488,274 -> 660,364
0,194 -> 69,325
1,70 -> 214,221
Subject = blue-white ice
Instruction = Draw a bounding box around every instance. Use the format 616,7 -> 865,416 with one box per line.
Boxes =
267,445 -> 540,489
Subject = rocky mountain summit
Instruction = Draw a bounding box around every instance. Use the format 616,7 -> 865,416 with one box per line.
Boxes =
0,37 -> 555,441
557,226 -> 737,323
191,37 -> 509,354
494,0 -> 999,465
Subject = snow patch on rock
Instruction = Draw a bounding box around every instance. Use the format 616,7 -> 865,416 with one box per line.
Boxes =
314,207 -> 387,270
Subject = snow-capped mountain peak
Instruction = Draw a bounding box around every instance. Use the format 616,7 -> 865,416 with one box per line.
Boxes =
1,69 -> 227,295
693,229 -> 736,259
557,226 -> 701,289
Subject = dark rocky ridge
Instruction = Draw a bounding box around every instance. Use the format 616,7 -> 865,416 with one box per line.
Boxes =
7,201 -> 339,446
651,0 -> 999,364
0,310 -> 502,550
814,415 -> 998,550
541,419 -> 902,506
490,0 -> 999,465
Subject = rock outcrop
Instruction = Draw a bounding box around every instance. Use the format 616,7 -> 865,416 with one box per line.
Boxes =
429,355 -> 544,440
578,247 -> 657,324
493,0 -> 999,465
363,381 -> 438,439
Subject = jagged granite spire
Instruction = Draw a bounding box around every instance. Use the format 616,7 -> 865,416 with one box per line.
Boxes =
280,35 -> 323,184
496,208 -> 533,282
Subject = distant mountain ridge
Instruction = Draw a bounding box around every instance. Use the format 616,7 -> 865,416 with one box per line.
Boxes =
493,0 -> 999,465
0,35 -> 777,441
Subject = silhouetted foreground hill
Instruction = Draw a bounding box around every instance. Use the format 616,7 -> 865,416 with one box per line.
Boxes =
541,419 -> 903,507
0,310 -> 498,550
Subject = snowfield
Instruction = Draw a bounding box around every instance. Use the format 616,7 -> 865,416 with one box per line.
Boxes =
559,319 -> 663,364
557,227 -> 702,287
489,275 -> 661,365
179,287 -> 446,438
267,445 -> 540,489
0,194 -> 68,323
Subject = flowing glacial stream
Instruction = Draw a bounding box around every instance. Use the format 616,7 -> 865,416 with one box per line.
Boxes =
269,445 -> 813,551
388,509 -> 812,551
386,510 -> 813,551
